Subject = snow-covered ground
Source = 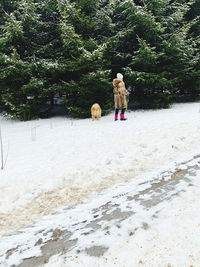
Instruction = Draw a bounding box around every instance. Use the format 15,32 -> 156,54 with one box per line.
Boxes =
0,149 -> 200,267
47,163 -> 200,267
0,102 -> 200,235
1,102 -> 200,266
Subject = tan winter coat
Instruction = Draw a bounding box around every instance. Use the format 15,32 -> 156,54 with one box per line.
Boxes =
113,78 -> 129,109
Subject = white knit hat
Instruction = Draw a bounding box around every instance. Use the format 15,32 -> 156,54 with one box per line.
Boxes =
117,73 -> 123,80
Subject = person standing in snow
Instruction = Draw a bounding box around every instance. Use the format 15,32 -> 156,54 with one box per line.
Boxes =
113,73 -> 129,121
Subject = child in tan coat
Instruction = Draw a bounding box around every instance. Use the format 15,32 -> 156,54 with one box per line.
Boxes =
113,73 -> 129,120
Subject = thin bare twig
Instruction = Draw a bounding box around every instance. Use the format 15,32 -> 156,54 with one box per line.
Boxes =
0,127 -> 3,170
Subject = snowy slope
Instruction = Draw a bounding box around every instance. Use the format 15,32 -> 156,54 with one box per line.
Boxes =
0,102 -> 200,234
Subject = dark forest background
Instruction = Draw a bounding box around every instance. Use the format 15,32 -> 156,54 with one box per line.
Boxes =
0,0 -> 200,120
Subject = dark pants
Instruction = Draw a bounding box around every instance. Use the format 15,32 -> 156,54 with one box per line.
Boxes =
115,108 -> 125,115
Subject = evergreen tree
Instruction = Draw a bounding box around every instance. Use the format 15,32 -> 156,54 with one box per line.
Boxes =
0,0 -> 36,119
57,0 -> 112,117
110,0 -> 199,108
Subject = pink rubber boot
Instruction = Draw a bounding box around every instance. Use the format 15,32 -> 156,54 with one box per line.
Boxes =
120,114 -> 127,120
115,114 -> 118,121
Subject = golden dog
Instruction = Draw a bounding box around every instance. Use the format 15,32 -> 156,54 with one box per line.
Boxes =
91,103 -> 102,120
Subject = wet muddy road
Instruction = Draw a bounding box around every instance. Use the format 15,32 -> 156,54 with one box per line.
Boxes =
1,156 -> 200,267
